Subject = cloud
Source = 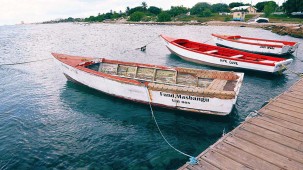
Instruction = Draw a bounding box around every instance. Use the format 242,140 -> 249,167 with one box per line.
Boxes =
0,0 -> 282,25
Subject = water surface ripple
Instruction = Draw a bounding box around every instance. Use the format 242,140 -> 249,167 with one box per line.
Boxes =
0,23 -> 302,169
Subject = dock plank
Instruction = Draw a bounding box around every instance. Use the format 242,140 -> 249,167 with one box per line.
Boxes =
188,159 -> 220,170
276,98 -> 303,109
280,94 -> 303,104
264,105 -> 303,120
287,91 -> 303,99
247,118 -> 303,141
213,142 -> 280,170
240,123 -> 303,151
290,86 -> 303,92
201,149 -> 251,170
224,134 -> 303,169
270,102 -> 303,115
258,116 -> 303,134
259,108 -> 303,126
283,92 -> 303,101
234,128 -> 303,163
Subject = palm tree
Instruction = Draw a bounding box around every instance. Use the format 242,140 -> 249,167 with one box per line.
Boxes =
142,2 -> 147,10
126,6 -> 130,15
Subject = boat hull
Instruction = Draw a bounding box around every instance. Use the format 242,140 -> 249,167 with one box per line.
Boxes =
162,37 -> 292,73
53,58 -> 242,116
213,36 -> 299,56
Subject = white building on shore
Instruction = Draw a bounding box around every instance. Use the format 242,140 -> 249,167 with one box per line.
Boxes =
231,6 -> 257,14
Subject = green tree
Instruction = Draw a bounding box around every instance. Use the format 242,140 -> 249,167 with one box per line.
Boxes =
66,17 -> 74,22
129,11 -> 145,21
142,2 -> 147,11
255,1 -> 277,12
126,6 -> 130,15
202,9 -> 212,17
283,0 -> 303,15
128,6 -> 145,15
169,6 -> 188,17
112,12 -> 121,19
229,2 -> 244,8
264,1 -> 277,17
85,16 -> 97,22
211,3 -> 230,13
96,14 -> 104,21
148,6 -> 161,15
190,2 -> 211,15
157,12 -> 171,22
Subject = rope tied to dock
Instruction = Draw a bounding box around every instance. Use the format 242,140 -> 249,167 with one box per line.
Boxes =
144,86 -> 198,165
245,110 -> 261,121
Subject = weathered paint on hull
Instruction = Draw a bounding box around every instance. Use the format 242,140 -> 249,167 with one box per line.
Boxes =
54,58 -> 240,116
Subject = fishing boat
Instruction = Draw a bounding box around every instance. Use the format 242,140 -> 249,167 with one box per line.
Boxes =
212,34 -> 300,55
160,34 -> 293,73
52,53 -> 244,116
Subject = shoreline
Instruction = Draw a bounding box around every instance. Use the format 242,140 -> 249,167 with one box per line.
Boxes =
97,20 -> 303,38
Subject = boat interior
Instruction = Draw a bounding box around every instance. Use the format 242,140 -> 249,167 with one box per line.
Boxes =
173,39 -> 284,63
86,62 -> 239,92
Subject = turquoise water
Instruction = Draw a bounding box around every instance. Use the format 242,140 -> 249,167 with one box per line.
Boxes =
0,23 -> 302,169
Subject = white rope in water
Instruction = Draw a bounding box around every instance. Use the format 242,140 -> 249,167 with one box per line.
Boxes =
202,37 -> 214,44
145,87 -> 197,161
0,58 -> 52,66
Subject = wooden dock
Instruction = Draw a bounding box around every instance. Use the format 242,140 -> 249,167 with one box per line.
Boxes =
179,78 -> 303,170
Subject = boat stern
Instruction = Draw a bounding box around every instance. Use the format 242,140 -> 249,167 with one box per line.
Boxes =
273,59 -> 293,73
288,42 -> 300,54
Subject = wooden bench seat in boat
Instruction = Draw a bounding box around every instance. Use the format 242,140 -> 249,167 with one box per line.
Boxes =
259,60 -> 275,64
230,55 -> 243,59
204,50 -> 218,54
206,79 -> 228,91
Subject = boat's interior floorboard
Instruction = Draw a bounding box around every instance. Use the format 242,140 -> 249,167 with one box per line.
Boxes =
86,62 -> 239,93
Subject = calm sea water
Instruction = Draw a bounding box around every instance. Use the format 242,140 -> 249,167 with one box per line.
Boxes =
0,23 -> 302,169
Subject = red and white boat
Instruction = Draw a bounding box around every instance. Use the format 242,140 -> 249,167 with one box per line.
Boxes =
161,35 -> 293,73
212,34 -> 300,56
52,53 -> 244,116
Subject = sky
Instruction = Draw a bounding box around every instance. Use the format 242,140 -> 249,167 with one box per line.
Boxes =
0,0 -> 283,26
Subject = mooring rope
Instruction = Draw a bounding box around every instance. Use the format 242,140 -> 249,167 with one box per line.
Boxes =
202,37 -> 214,44
0,58 -> 52,67
281,64 -> 303,77
136,35 -> 160,52
294,49 -> 303,62
144,87 -> 198,165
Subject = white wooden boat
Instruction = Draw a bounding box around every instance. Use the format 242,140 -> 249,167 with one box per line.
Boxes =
161,34 -> 293,73
52,53 -> 244,116
212,34 -> 300,56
